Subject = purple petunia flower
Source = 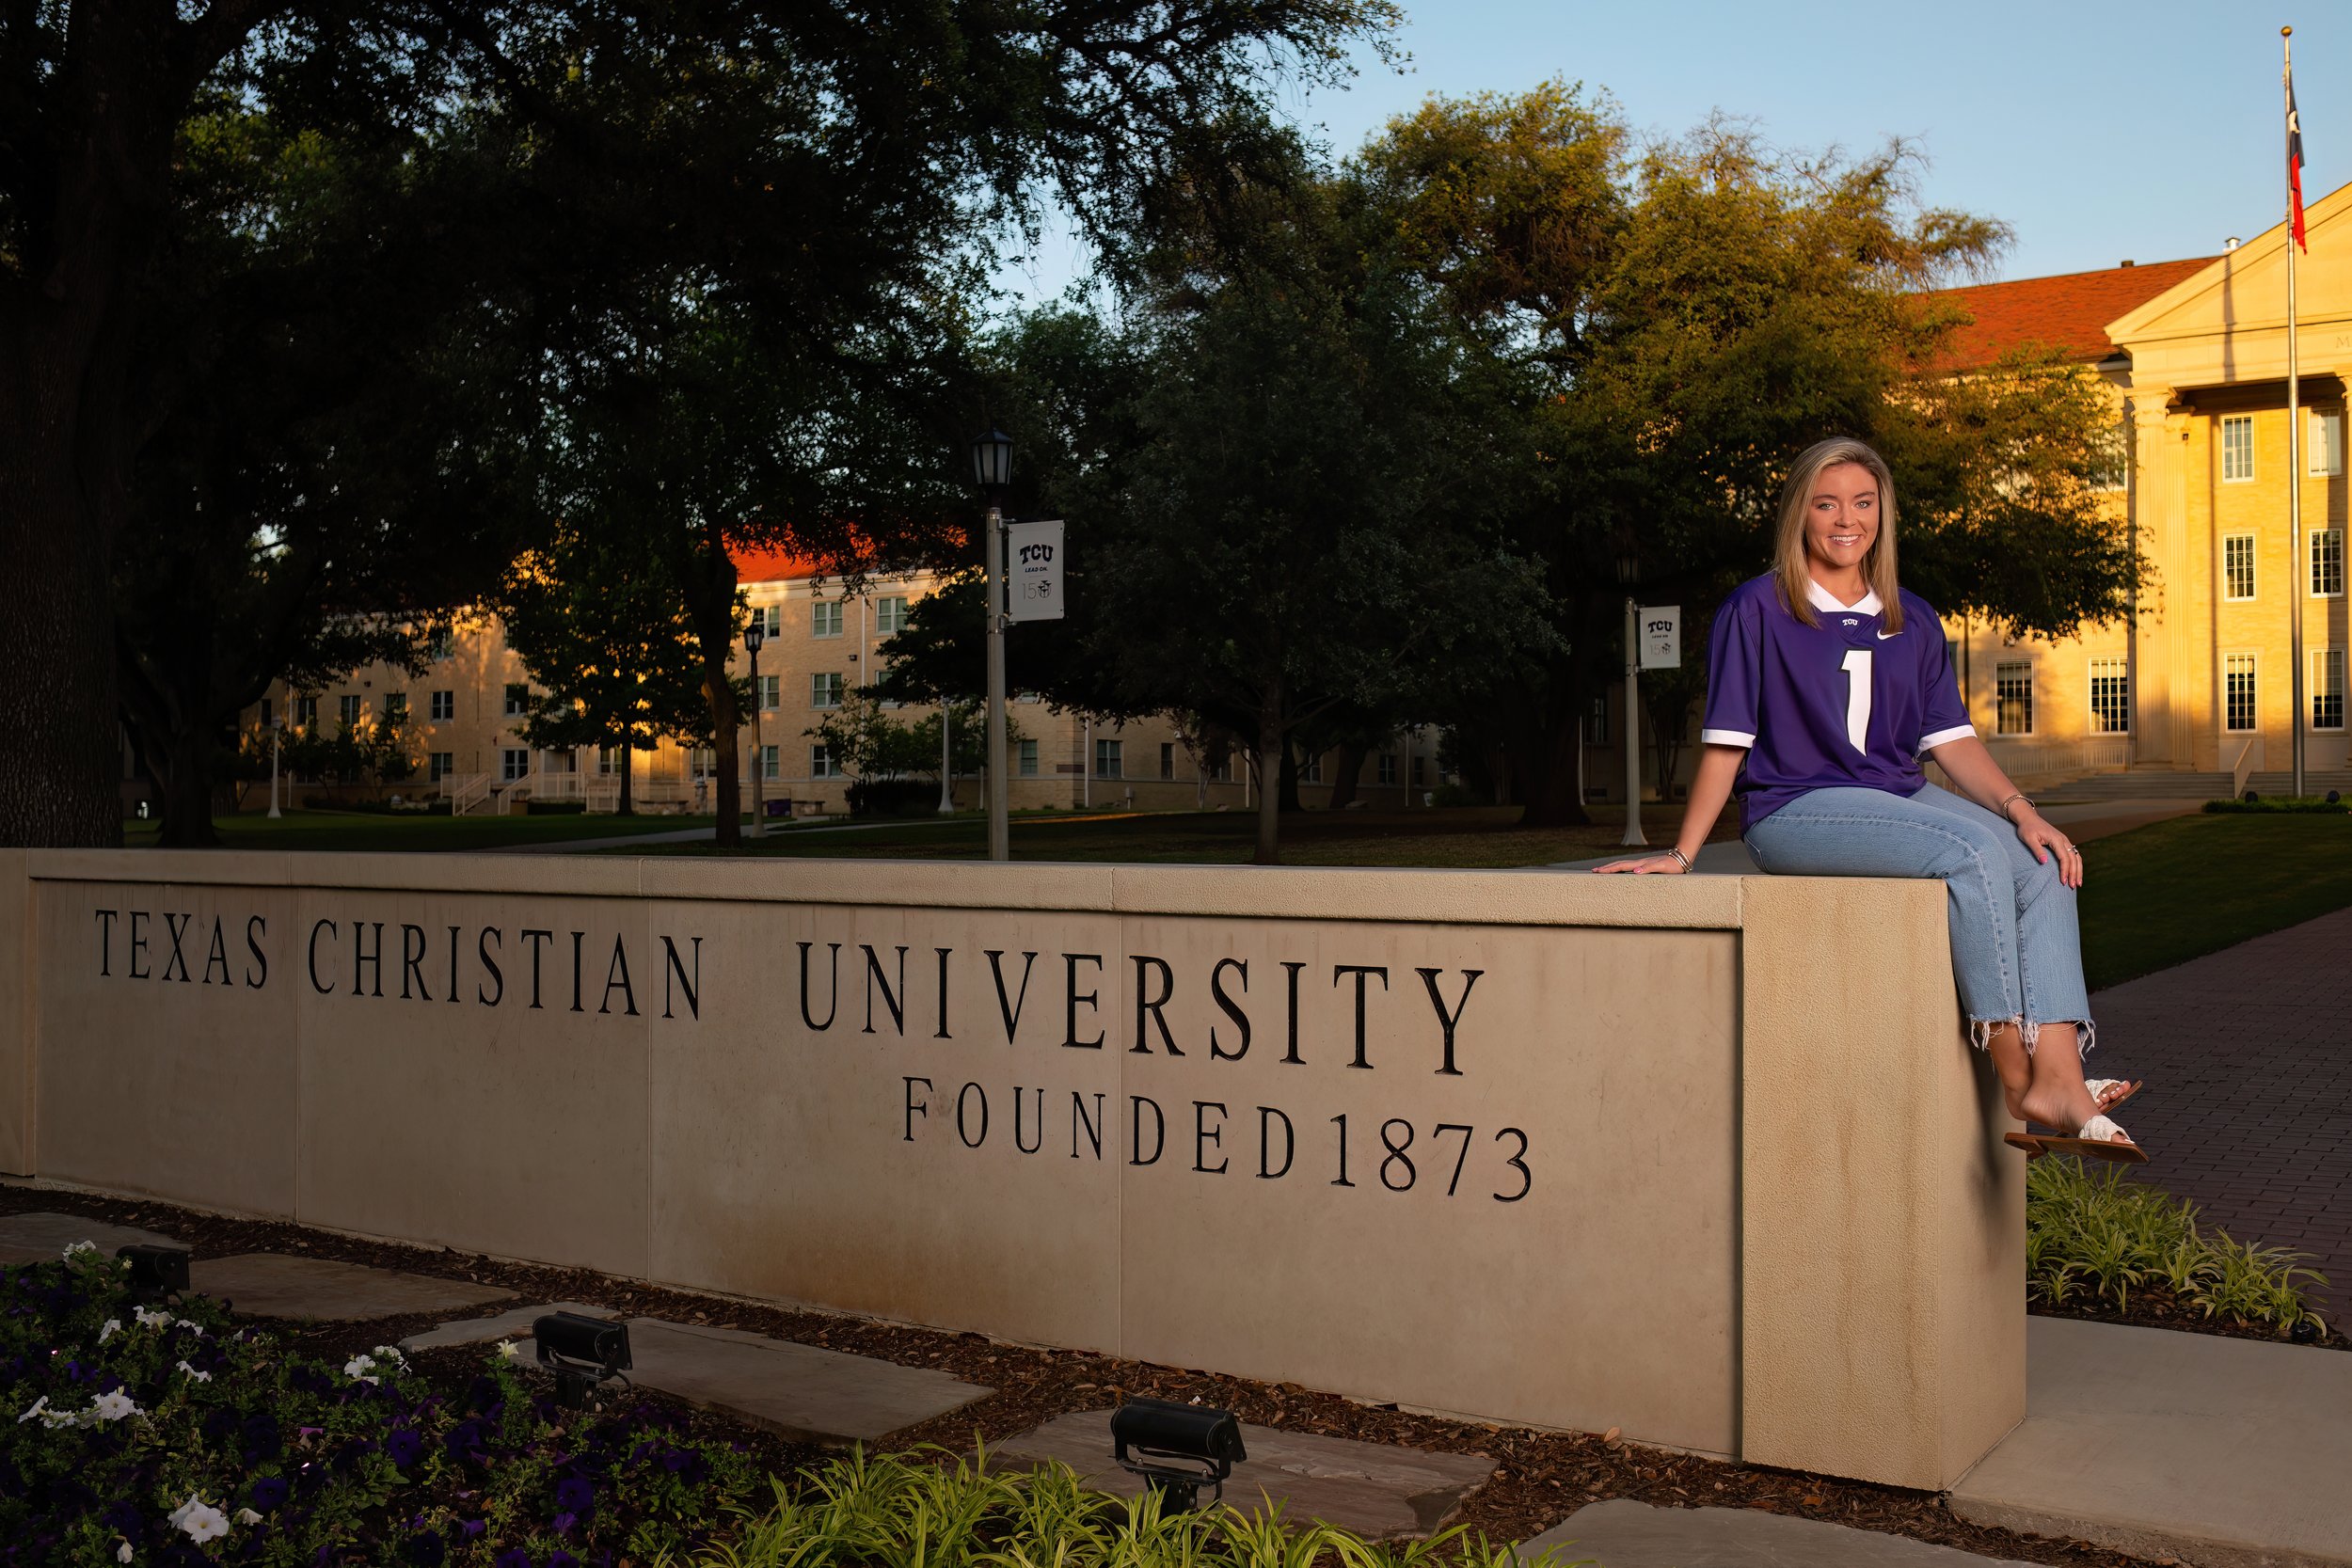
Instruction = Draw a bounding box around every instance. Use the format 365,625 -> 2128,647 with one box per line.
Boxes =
405,1532 -> 447,1567
458,1519 -> 486,1540
249,1476 -> 289,1512
552,1513 -> 577,1534
554,1475 -> 593,1515
494,1550 -> 532,1568
386,1428 -> 425,1468
548,1553 -> 578,1568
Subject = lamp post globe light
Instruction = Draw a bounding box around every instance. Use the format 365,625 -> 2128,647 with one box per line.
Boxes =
1616,546 -> 1645,848
970,426 -> 1013,863
744,617 -> 768,841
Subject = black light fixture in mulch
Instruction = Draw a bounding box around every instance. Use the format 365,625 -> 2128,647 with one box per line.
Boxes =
534,1312 -> 631,1409
117,1244 -> 190,1303
1110,1396 -> 1247,1512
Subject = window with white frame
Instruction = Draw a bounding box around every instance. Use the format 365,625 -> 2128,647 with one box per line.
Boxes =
2089,657 -> 2131,735
2225,654 -> 2259,732
756,603 -> 782,638
811,601 -> 843,638
293,695 -> 318,729
504,682 -> 530,716
2221,414 -> 2255,482
426,627 -> 454,661
689,746 -> 715,777
2312,408 -> 2345,476
810,744 -> 836,778
2090,419 -> 2129,490
1582,696 -> 1608,746
1094,738 -> 1123,778
1301,752 -> 1323,784
259,697 -> 274,729
429,752 -> 453,782
501,748 -> 529,781
876,596 -> 910,634
1018,739 -> 1039,777
810,672 -> 843,708
2224,533 -> 2258,601
2313,648 -> 2345,732
2312,528 -> 2344,597
385,692 -> 407,723
1994,661 -> 2034,736
1159,742 -> 1174,780
337,694 -> 362,730
1410,754 -> 1427,788
759,744 -> 780,780
758,673 -> 780,710
430,690 -> 454,721
1377,752 -> 1397,785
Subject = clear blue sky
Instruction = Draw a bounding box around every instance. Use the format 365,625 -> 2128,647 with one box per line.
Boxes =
1001,1 -> 2342,302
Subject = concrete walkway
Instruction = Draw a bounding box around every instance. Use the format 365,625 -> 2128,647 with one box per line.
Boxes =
2090,904 -> 2352,1312
1952,1317 -> 2352,1568
1524,1499 -> 2030,1567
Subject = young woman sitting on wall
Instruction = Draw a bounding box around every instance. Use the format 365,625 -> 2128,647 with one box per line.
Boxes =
1597,436 -> 2146,1164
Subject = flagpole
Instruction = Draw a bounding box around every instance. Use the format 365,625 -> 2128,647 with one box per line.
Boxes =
2285,25 -> 2306,799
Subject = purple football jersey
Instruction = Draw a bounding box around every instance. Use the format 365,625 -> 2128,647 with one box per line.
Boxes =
1700,574 -> 1974,832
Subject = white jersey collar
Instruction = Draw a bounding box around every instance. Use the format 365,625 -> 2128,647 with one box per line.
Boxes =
1805,578 -> 1884,616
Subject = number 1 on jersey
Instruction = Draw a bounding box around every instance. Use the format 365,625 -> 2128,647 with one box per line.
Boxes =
1839,649 -> 1873,752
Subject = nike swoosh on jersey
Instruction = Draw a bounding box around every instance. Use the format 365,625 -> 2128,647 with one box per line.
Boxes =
1876,628 -> 1900,640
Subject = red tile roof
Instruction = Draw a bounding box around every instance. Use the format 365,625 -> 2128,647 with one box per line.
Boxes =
1924,255 -> 2218,372
732,543 -> 834,584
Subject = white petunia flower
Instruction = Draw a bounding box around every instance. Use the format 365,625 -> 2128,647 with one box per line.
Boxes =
88,1389 -> 140,1422
63,1240 -> 98,1259
134,1307 -> 171,1329
98,1318 -> 122,1344
173,1319 -> 205,1336
174,1359 -> 211,1384
16,1396 -> 48,1425
116,1543 -> 133,1564
233,1508 -> 262,1526
495,1338 -> 519,1359
168,1495 -> 230,1543
342,1353 -> 373,1377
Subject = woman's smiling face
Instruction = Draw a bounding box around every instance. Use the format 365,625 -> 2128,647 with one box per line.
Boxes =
1804,461 -> 1879,573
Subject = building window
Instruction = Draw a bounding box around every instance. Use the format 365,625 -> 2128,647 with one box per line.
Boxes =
1377,752 -> 1397,785
876,596 -> 910,634
426,627 -> 453,661
689,746 -> 715,777
2224,533 -> 2258,601
755,603 -> 782,638
430,690 -> 454,721
759,745 -> 780,780
2313,649 -> 2345,732
337,694 -> 362,730
2089,657 -> 2131,735
429,752 -> 453,782
294,695 -> 318,730
546,749 -> 576,773
503,683 -> 530,716
1301,752 -> 1323,784
810,672 -> 843,709
2312,529 -> 2344,597
1995,661 -> 2035,736
1159,742 -> 1175,780
384,692 -> 407,724
812,601 -> 843,638
810,744 -> 836,778
1019,739 -> 1039,777
1583,697 -> 1609,747
2221,414 -> 2255,483
501,748 -> 530,782
758,673 -> 780,710
1094,738 -> 1122,779
259,697 -> 274,730
2225,654 -> 2258,733
2090,419 -> 2129,491
2312,409 -> 2345,476
1410,754 -> 1427,788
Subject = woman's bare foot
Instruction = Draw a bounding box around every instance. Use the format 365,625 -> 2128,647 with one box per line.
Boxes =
1987,1022 -> 2135,1134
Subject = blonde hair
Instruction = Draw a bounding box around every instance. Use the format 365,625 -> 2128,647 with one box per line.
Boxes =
1774,436 -> 1903,634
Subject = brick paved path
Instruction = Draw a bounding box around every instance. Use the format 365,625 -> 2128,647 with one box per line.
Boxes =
2089,905 -> 2352,1311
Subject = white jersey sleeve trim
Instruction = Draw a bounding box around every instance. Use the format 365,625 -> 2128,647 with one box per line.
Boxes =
1699,728 -> 1756,750
1915,723 -> 1976,753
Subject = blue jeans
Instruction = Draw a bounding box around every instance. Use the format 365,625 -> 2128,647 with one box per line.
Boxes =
1743,783 -> 2093,1054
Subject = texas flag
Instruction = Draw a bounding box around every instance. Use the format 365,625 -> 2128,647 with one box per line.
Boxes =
2289,71 -> 2308,251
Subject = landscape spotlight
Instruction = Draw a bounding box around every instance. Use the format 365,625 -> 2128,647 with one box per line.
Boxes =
534,1312 -> 630,1410
1109,1397 -> 1246,1511
117,1243 -> 190,1303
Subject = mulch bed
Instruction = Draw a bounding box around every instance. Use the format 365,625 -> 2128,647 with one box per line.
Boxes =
2031,1294 -> 2337,1349
5,1181 -> 2169,1566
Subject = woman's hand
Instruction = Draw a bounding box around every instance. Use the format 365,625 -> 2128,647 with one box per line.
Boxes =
2011,809 -> 2085,890
1594,853 -> 1689,875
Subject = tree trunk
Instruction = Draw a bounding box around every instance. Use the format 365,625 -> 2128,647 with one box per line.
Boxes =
671,523 -> 743,846
1515,678 -> 1595,828
148,722 -> 222,849
1278,737 -> 1305,813
618,730 -> 635,816
1252,677 -> 1284,864
1325,739 -> 1369,810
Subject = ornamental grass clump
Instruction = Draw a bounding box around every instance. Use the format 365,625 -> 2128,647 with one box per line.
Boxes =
0,1246 -> 758,1566
666,1448 -> 1584,1568
2026,1156 -> 2328,1336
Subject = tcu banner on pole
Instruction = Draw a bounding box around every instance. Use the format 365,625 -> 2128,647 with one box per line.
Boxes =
1007,520 -> 1066,623
1639,606 -> 1681,670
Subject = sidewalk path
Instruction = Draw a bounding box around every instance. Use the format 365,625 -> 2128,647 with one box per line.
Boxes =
2089,903 -> 2352,1309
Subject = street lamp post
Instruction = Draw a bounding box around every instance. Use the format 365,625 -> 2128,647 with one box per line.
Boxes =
744,618 -> 768,840
1618,549 -> 1646,847
268,706 -> 285,819
971,427 -> 1013,862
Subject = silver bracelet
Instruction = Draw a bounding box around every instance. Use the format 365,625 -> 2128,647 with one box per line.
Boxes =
1665,847 -> 1692,870
1996,792 -> 2034,822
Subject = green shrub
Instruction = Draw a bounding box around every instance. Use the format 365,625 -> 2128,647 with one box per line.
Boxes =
2201,796 -> 2348,814
846,778 -> 937,817
663,1447 -> 1586,1568
524,799 -> 588,815
2027,1156 -> 2328,1335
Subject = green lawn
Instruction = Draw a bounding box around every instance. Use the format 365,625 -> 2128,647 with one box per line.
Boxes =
124,808 -> 723,854
628,805 -> 1736,868
2078,812 -> 2352,990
